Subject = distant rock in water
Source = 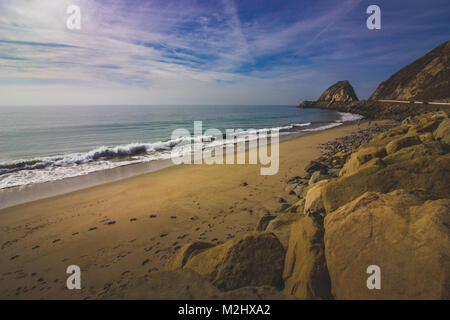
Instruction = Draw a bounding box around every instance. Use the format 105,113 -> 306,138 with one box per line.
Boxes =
370,40 -> 450,102
317,80 -> 359,103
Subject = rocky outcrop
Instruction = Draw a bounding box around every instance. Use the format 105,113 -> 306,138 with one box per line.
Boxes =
324,190 -> 450,299
298,100 -> 450,121
104,269 -> 297,300
297,42 -> 450,120
321,113 -> 450,213
370,41 -> 450,101
256,214 -> 277,231
265,207 -> 303,248
304,180 -> 328,216
279,111 -> 449,299
155,111 -> 449,300
283,216 -> 332,299
165,242 -> 215,270
182,232 -> 285,291
317,80 -> 358,103
435,118 -> 450,145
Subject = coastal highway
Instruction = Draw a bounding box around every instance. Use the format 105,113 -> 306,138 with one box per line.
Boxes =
377,99 -> 450,105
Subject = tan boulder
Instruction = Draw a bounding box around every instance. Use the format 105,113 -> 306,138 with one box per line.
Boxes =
322,154 -> 450,213
266,208 -> 302,248
385,135 -> 421,154
418,132 -> 434,144
382,142 -> 445,165
339,146 -> 386,176
282,216 -> 332,300
304,180 -> 329,215
308,171 -> 329,185
256,214 -> 277,231
184,232 -> 285,291
434,118 -> 450,145
324,190 -> 450,299
165,242 -> 215,270
371,126 -> 409,145
293,184 -> 308,198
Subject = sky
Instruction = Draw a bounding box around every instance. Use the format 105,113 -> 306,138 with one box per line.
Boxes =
0,0 -> 449,106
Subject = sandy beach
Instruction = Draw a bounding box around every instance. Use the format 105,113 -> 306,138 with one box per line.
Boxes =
0,121 -> 383,299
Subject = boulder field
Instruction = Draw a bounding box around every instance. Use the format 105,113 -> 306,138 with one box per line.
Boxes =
110,111 -> 449,299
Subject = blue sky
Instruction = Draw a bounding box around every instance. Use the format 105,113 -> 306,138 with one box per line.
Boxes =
0,0 -> 449,105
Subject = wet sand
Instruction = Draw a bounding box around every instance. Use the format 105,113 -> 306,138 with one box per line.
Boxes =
0,121 -> 379,299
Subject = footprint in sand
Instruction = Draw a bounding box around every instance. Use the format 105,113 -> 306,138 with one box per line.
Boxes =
149,215 -> 157,219
159,233 -> 168,238
52,239 -> 61,243
88,227 -> 97,231
106,221 -> 116,225
72,232 -> 79,236
177,234 -> 188,239
142,259 -> 150,266
170,216 -> 177,219
130,218 -> 137,222
32,245 -> 40,250
10,255 -> 19,260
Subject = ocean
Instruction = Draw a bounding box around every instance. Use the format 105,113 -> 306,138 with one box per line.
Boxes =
0,105 -> 362,189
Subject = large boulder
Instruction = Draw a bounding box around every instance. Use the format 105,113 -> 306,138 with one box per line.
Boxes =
318,80 -> 359,103
434,118 -> 450,146
256,214 -> 277,231
283,216 -> 332,300
266,209 -> 302,248
165,242 -> 215,270
385,135 -> 421,154
324,190 -> 450,299
304,180 -> 329,215
382,142 -> 446,165
339,146 -> 387,176
103,269 -> 221,300
183,232 -> 285,291
322,154 -> 450,213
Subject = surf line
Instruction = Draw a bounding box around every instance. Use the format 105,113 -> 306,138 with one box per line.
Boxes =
170,121 -> 279,175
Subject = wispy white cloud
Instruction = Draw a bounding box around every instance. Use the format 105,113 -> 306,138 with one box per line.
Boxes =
0,0 -> 448,105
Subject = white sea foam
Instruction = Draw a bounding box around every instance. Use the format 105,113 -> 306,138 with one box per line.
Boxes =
0,120 -> 347,189
338,112 -> 364,122
301,122 -> 343,132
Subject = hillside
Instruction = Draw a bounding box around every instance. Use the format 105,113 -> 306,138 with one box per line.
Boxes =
370,41 -> 450,101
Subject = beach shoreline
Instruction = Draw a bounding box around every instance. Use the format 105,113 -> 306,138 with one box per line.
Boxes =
0,120 -> 390,299
0,120 -> 360,210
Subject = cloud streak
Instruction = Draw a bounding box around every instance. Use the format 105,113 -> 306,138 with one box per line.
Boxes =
0,0 -> 449,105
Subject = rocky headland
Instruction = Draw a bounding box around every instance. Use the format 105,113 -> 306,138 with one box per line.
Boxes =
299,41 -> 450,120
